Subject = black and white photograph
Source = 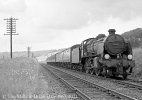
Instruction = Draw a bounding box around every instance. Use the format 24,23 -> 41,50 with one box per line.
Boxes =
0,0 -> 142,100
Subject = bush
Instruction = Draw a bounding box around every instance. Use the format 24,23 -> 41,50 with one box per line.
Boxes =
131,48 -> 142,78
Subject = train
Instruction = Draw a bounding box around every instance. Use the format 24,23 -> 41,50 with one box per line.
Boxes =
46,29 -> 135,79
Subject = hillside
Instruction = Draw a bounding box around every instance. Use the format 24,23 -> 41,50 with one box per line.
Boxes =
121,28 -> 142,48
0,49 -> 65,59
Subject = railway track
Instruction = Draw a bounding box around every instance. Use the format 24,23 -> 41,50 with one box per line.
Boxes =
125,79 -> 142,86
69,67 -> 142,96
112,79 -> 142,90
44,65 -> 91,100
81,71 -> 142,91
52,64 -> 142,91
42,64 -> 138,100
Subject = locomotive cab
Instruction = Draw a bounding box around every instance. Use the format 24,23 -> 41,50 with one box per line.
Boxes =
80,38 -> 97,58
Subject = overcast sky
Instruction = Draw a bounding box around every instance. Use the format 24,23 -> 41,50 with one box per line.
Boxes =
0,0 -> 142,52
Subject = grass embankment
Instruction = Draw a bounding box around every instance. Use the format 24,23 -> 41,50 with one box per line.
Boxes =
131,48 -> 142,79
0,57 -> 39,100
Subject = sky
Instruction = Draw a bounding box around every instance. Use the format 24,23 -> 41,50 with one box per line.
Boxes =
0,0 -> 142,52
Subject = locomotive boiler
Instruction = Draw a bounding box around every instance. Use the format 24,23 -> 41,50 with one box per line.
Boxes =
80,29 -> 135,79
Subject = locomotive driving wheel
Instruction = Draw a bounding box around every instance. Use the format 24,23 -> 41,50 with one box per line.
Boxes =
122,74 -> 127,80
90,68 -> 95,75
85,68 -> 90,74
95,68 -> 101,76
84,58 -> 92,74
85,67 -> 95,74
94,57 -> 102,76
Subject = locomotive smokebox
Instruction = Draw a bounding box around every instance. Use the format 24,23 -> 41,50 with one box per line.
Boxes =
108,29 -> 116,35
105,29 -> 126,55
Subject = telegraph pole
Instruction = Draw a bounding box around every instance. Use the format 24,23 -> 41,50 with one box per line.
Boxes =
27,47 -> 31,57
4,17 -> 19,59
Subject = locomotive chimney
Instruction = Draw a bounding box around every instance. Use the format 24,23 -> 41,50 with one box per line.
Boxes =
108,29 -> 116,35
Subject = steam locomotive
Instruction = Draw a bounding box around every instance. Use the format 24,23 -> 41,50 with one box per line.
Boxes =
46,29 -> 135,79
